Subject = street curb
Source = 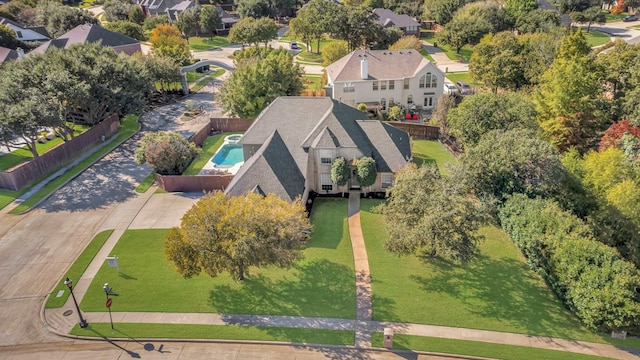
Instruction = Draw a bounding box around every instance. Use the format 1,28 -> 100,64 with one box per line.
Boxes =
13,120 -> 142,215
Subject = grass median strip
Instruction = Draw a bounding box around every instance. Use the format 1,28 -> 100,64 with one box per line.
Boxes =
46,230 -> 114,309
135,172 -> 156,193
8,115 -> 139,214
71,323 -> 354,345
371,333 -> 615,360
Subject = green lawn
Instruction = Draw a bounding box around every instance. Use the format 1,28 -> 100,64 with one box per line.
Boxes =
605,12 -> 629,22
420,30 -> 435,40
190,69 -> 225,92
585,30 -> 611,47
45,230 -> 114,309
0,124 -> 91,171
303,75 -> 322,90
360,199 -> 618,344
135,172 -> 155,193
439,44 -> 473,62
183,132 -> 243,175
411,139 -> 456,174
186,71 -> 206,83
189,36 -> 230,51
79,198 -> 355,318
72,323 -> 354,345
371,334 -> 615,360
8,115 -> 139,214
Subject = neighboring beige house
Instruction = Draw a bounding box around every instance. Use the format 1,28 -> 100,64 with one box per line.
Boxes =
225,97 -> 412,203
325,49 -> 445,114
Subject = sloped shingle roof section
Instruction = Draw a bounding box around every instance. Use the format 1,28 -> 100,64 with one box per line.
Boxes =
326,49 -> 429,82
226,130 -> 305,202
373,8 -> 420,28
30,24 -> 140,55
357,121 -> 411,172
0,46 -> 18,63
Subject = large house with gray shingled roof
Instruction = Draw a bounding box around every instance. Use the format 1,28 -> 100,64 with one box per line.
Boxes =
30,24 -> 141,56
373,8 -> 420,36
225,97 -> 411,202
325,49 -> 444,115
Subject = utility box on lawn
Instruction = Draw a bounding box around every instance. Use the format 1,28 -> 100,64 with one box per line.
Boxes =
383,328 -> 394,349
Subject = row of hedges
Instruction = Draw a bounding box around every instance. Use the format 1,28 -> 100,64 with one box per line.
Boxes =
498,194 -> 640,333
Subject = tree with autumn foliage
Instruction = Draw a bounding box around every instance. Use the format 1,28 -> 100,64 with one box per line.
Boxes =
149,24 -> 191,64
164,191 -> 311,280
599,120 -> 640,153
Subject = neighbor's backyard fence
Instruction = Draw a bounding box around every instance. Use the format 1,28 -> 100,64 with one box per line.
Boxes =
155,117 -> 252,193
0,115 -> 120,191
388,122 -> 439,140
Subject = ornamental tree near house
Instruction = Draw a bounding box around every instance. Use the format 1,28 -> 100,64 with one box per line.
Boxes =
164,191 -> 311,280
134,131 -> 200,175
355,156 -> 376,187
331,157 -> 349,186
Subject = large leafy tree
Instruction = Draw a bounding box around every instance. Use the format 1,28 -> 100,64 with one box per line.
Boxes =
534,30 -> 607,152
518,31 -> 562,85
140,54 -> 181,101
569,6 -> 605,33
143,14 -> 169,32
389,35 -> 422,51
235,0 -> 274,18
229,17 -> 276,48
103,0 -> 134,22
381,163 -> 487,262
330,6 -> 379,51
503,0 -> 537,20
128,6 -> 146,25
134,131 -> 200,175
595,40 -> 640,122
447,92 -> 538,147
515,9 -> 561,34
35,1 -> 97,38
105,20 -> 145,40
469,31 -> 526,92
321,40 -> 348,66
199,5 -> 222,37
422,0 -> 463,25
165,191 -> 311,280
461,128 -> 565,203
150,24 -> 192,64
0,24 -> 21,49
290,0 -> 332,53
175,6 -> 200,39
218,47 -> 303,118
556,0 -> 601,13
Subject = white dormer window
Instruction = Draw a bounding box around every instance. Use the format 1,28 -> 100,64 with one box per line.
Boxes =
320,150 -> 333,165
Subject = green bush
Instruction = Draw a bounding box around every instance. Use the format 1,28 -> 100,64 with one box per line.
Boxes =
331,157 -> 349,186
356,157 -> 376,187
499,194 -> 640,332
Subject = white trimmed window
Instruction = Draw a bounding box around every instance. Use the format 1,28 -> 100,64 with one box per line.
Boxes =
381,80 -> 387,90
320,150 -> 333,165
389,80 -> 395,90
343,83 -> 355,92
321,173 -> 333,191
381,173 -> 393,189
404,78 -> 410,89
373,81 -> 378,91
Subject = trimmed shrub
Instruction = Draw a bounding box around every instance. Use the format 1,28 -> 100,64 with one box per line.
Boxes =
356,156 -> 376,187
331,157 -> 349,186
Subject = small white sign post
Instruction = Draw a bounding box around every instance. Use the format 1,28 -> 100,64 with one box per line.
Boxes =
106,256 -> 120,273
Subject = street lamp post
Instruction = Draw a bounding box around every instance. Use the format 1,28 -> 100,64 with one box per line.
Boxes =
64,277 -> 88,328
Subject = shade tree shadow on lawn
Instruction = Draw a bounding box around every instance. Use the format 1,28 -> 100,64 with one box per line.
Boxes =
410,253 -> 591,340
209,259 -> 355,319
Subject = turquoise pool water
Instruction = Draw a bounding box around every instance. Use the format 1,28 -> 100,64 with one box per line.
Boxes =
212,144 -> 243,166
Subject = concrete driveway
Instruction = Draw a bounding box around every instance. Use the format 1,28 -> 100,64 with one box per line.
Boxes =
0,85 -> 220,347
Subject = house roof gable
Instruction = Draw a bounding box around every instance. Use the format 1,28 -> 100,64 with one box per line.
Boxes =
373,8 -> 420,28
326,49 -> 430,82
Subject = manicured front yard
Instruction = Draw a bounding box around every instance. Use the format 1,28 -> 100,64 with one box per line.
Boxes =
371,334 -> 615,360
411,139 -> 456,174
72,323 -> 354,345
585,30 -> 611,47
189,36 -> 230,51
79,198 -> 355,318
360,199 -> 620,344
439,44 -> 473,62
303,75 -> 322,90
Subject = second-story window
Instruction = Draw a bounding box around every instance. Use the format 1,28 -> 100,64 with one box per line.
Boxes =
320,150 -> 333,165
381,80 -> 387,90
344,83 -> 354,92
404,78 -> 410,89
389,80 -> 395,90
372,81 -> 378,91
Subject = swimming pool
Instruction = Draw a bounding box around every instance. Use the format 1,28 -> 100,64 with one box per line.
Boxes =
211,143 -> 243,167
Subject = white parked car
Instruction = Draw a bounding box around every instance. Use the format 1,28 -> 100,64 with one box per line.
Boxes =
444,83 -> 459,96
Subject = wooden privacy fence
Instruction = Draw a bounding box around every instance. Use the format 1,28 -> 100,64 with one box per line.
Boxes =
0,115 -> 120,191
388,121 -> 440,140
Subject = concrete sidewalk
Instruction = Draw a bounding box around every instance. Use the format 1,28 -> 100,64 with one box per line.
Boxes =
422,42 -> 469,73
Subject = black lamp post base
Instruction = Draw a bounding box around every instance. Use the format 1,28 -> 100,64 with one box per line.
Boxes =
79,320 -> 89,328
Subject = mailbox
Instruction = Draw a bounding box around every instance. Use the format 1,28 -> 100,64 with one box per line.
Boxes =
383,327 -> 393,349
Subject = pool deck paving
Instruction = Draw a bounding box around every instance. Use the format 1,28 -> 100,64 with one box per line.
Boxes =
41,190 -> 640,360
